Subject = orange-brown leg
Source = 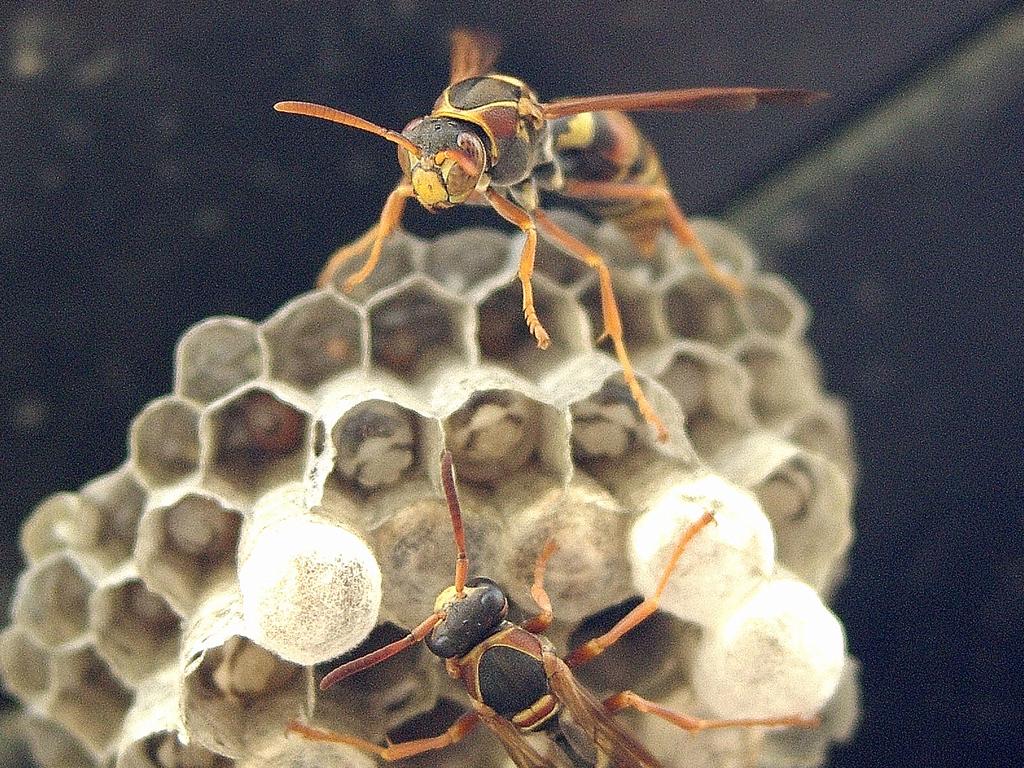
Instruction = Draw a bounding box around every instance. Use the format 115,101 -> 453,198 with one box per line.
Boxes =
317,183 -> 415,292
484,189 -> 551,349
603,691 -> 820,732
288,712 -> 480,760
533,209 -> 668,443
559,179 -> 745,296
522,539 -> 557,634
564,511 -> 714,667
316,224 -> 379,288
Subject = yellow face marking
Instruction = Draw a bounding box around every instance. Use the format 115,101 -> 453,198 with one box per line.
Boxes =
411,165 -> 449,207
433,585 -> 459,612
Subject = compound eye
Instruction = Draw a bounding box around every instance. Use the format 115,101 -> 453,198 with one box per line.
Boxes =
403,117 -> 424,133
456,132 -> 484,165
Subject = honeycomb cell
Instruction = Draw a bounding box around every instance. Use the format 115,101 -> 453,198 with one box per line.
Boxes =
121,733 -> 234,768
752,454 -> 853,592
12,552 -> 95,648
738,273 -> 809,340
116,665 -> 201,768
570,377 -> 647,461
174,317 -> 264,404
322,228 -> 423,301
263,292 -> 363,390
761,657 -> 861,768
496,471 -> 633,624
735,339 -> 823,424
20,492 -> 102,564
712,434 -> 853,593
312,623 -> 441,743
685,218 -> 758,282
235,737 -> 372,768
182,592 -> 309,759
135,492 -> 242,614
205,387 -> 312,500
630,473 -> 775,627
569,370 -> 688,462
22,714 -> 94,768
78,469 -> 148,568
370,478 -> 501,629
656,342 -> 755,456
691,578 -> 846,720
477,275 -> 590,379
90,573 -> 180,684
328,399 -> 422,493
591,219 -> 676,282
368,279 -> 472,377
130,397 -> 201,487
662,273 -> 744,346
579,272 -> 672,357
784,396 -> 858,479
49,644 -> 132,759
0,627 -> 51,704
422,227 -> 515,297
443,389 -> 561,485
238,483 -> 381,665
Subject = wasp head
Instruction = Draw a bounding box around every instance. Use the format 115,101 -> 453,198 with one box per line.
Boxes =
424,577 -> 507,658
398,117 -> 488,211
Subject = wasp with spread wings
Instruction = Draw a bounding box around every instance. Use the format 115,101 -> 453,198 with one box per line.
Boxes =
288,450 -> 817,767
275,30 -> 825,442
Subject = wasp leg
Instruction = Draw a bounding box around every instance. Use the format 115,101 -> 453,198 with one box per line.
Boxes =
564,511 -> 715,667
316,224 -> 379,288
559,180 -> 745,296
523,539 -> 558,633
532,209 -> 668,442
326,183 -> 414,294
288,712 -> 480,760
484,189 -> 552,349
603,691 -> 820,732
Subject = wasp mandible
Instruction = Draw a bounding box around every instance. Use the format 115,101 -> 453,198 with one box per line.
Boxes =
288,450 -> 819,767
275,30 -> 826,441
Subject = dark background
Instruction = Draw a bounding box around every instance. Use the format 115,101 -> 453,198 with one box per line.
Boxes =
1,2 -> 1021,767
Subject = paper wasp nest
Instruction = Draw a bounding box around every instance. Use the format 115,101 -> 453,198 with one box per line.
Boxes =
1,214 -> 858,768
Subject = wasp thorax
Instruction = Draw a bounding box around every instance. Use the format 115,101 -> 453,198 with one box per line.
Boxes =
399,117 -> 487,211
425,577 -> 507,659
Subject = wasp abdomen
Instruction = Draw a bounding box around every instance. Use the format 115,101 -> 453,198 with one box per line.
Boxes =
553,110 -> 669,252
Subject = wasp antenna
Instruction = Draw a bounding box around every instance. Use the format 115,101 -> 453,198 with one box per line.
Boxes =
273,100 -> 422,157
440,450 -> 470,596
319,611 -> 444,690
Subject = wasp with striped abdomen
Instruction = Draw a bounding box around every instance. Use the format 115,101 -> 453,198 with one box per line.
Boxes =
288,450 -> 817,767
275,30 -> 825,441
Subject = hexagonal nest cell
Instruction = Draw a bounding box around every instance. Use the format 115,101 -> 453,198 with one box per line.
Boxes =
2,217 -> 858,768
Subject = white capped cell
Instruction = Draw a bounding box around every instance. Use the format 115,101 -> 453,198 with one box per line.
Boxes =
630,474 -> 775,626
692,578 -> 847,720
238,484 -> 381,665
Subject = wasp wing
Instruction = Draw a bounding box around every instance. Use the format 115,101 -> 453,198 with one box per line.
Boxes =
473,702 -> 576,768
540,87 -> 827,118
449,28 -> 502,85
545,653 -> 663,768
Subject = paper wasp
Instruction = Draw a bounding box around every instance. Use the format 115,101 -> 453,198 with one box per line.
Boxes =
275,30 -> 825,441
288,450 -> 818,767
